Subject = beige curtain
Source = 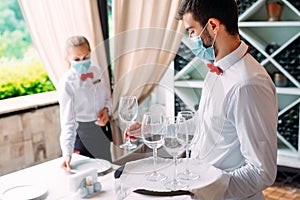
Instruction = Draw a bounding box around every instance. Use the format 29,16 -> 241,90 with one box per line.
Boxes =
111,0 -> 185,163
19,0 -> 110,89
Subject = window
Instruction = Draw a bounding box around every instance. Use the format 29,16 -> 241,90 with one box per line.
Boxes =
0,0 -> 55,100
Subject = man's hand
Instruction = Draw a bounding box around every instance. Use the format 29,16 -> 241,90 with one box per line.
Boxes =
125,121 -> 142,141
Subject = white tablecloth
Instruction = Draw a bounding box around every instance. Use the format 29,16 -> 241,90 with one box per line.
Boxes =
0,155 -> 229,200
0,154 -> 118,200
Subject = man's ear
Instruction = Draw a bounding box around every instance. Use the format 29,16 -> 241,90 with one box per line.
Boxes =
208,18 -> 220,34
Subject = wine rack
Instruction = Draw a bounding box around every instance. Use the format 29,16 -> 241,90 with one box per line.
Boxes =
277,103 -> 299,150
174,42 -> 196,116
236,0 -> 258,16
289,0 -> 300,11
174,41 -> 206,114
173,0 -> 300,168
240,35 -> 267,63
275,37 -> 300,82
174,42 -> 195,79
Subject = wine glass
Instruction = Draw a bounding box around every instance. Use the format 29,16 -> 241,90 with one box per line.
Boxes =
177,111 -> 199,180
118,96 -> 138,150
163,116 -> 187,191
141,112 -> 167,181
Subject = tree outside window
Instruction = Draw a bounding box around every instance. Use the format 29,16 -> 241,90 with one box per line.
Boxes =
0,0 -> 55,100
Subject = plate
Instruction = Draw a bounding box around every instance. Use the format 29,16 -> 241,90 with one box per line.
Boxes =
1,185 -> 48,200
114,166 -> 192,197
70,158 -> 111,174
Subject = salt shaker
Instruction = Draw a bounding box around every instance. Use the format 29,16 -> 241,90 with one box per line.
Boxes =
86,176 -> 94,194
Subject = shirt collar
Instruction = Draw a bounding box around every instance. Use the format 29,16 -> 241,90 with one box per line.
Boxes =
214,41 -> 249,72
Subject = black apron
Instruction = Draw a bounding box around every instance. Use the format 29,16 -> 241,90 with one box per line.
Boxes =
75,121 -> 112,162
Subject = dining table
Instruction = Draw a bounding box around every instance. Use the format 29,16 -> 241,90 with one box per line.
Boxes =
0,153 -> 230,200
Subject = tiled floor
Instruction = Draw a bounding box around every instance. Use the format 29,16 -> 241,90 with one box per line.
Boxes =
263,185 -> 300,200
263,166 -> 300,200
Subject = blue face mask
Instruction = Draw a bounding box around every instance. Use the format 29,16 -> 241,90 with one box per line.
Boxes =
188,23 -> 216,62
71,59 -> 91,74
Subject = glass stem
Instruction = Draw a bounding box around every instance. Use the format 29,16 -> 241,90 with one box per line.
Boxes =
125,138 -> 131,144
173,156 -> 178,184
153,147 -> 157,174
186,145 -> 190,174
125,122 -> 131,144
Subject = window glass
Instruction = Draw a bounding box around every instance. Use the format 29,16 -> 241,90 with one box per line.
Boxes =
0,0 -> 55,100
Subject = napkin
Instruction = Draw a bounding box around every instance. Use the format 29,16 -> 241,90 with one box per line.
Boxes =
120,157 -> 230,200
69,168 -> 98,192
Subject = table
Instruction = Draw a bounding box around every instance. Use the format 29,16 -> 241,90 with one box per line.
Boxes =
0,154 -> 118,199
0,154 -> 229,200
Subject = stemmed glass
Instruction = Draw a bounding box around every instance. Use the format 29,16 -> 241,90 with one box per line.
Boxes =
177,111 -> 199,180
163,116 -> 187,191
118,96 -> 138,150
141,112 -> 167,181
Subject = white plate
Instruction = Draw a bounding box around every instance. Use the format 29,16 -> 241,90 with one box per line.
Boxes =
70,158 -> 111,174
1,185 -> 48,200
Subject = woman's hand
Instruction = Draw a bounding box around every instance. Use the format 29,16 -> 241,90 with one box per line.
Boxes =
61,155 -> 72,172
125,121 -> 142,141
96,107 -> 109,126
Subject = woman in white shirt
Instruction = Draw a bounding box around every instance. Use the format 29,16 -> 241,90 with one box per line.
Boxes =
58,35 -> 112,172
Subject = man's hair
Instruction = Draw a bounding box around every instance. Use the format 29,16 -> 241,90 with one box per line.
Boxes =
177,0 -> 239,35
65,35 -> 91,54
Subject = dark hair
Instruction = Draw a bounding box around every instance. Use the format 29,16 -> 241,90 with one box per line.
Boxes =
177,0 -> 239,35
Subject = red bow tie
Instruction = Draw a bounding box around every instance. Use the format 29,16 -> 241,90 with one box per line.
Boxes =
207,63 -> 223,75
80,72 -> 94,81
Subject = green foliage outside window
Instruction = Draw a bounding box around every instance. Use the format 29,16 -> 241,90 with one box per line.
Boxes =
0,60 -> 55,100
0,0 -> 32,59
0,0 -> 55,100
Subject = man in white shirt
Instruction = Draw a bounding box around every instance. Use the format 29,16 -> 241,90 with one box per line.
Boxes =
177,0 -> 278,199
127,0 -> 278,198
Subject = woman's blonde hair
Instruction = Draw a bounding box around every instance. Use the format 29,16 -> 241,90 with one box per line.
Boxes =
65,35 -> 91,54
64,35 -> 91,69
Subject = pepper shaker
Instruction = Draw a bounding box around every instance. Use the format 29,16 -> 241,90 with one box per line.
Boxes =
86,176 -> 94,194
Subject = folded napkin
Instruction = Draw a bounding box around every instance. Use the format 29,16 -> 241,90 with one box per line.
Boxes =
119,157 -> 230,200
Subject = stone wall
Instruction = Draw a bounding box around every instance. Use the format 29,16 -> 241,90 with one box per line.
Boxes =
0,104 -> 61,176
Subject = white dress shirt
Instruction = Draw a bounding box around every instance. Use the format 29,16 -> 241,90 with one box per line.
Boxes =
192,41 -> 278,199
58,64 -> 112,157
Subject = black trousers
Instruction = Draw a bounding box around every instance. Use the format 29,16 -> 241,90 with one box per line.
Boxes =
74,121 -> 112,161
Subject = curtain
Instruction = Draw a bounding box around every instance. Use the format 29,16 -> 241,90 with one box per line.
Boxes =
18,0 -> 110,90
111,0 -> 185,162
